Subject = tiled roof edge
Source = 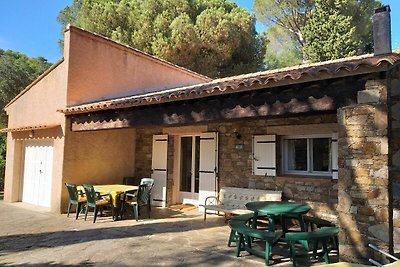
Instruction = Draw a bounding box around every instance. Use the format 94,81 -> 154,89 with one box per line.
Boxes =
60,52 -> 400,115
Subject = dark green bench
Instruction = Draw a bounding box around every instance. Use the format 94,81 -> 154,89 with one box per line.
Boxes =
227,213 -> 254,247
285,226 -> 340,267
228,219 -> 282,266
303,216 -> 338,250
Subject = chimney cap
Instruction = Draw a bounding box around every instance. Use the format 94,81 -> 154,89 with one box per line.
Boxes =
375,5 -> 390,14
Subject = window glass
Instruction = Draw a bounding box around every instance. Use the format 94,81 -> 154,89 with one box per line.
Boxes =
312,138 -> 330,172
287,139 -> 307,171
180,137 -> 192,192
194,136 -> 200,193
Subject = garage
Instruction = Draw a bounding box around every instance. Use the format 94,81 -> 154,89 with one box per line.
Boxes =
21,140 -> 54,207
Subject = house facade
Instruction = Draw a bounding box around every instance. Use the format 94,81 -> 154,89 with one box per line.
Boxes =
3,24 -> 400,262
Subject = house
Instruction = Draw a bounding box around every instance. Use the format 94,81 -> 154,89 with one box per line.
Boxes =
2,7 -> 400,262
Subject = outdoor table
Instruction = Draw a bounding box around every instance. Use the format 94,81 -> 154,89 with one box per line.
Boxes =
246,201 -> 311,250
79,184 -> 138,220
245,201 -> 311,232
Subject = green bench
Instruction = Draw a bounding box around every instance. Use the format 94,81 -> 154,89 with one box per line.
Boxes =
285,226 -> 340,267
227,214 -> 254,247
228,218 -> 282,266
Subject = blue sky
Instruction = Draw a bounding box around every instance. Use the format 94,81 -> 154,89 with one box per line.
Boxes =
0,0 -> 399,63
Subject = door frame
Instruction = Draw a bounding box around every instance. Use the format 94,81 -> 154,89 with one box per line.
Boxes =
177,134 -> 200,205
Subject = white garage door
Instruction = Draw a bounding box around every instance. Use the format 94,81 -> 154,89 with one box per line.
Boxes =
21,141 -> 54,207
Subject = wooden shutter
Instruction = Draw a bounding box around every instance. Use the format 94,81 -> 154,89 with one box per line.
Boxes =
151,135 -> 168,207
331,133 -> 338,180
252,135 -> 276,176
198,132 -> 218,211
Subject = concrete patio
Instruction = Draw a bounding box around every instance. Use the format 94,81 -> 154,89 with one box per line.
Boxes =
0,198 -> 340,267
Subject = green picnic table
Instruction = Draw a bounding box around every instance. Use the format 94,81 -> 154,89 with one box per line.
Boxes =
246,201 -> 311,249
246,201 -> 311,231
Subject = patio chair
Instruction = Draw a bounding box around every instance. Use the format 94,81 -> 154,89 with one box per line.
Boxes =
120,183 -> 153,221
140,178 -> 154,186
65,183 -> 86,219
121,177 -> 154,212
82,184 -> 112,223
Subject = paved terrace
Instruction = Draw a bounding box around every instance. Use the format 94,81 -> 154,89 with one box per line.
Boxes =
0,199 -> 339,267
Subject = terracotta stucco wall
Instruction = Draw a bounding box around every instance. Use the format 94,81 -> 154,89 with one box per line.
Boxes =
134,115 -> 339,221
3,62 -> 67,213
64,26 -> 209,106
5,61 -> 67,128
61,125 -> 136,212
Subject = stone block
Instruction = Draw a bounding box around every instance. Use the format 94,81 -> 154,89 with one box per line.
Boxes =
375,107 -> 388,129
338,191 -> 352,212
376,209 -> 389,222
368,189 -> 381,199
350,206 -> 358,214
358,90 -> 381,104
366,79 -> 387,90
381,137 -> 388,155
346,115 -> 370,125
368,223 -> 389,243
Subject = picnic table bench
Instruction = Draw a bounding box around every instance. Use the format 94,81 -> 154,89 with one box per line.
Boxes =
228,218 -> 283,266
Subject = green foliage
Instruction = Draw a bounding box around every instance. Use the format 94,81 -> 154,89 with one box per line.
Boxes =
253,0 -> 381,65
303,0 -> 381,62
253,0 -> 314,47
0,49 -> 51,190
303,0 -> 358,62
0,49 -> 51,126
263,26 -> 303,69
57,0 -> 266,78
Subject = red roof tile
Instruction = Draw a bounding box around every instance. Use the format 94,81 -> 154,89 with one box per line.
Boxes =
60,52 -> 400,115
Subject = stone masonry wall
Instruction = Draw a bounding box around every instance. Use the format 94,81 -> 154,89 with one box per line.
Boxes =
390,66 -> 400,227
134,114 -> 339,221
337,79 -> 390,262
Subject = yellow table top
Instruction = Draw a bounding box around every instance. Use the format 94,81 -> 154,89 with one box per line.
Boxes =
79,184 -> 138,207
94,184 -> 138,194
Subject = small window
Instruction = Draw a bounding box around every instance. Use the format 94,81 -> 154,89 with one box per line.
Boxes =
283,135 -> 332,176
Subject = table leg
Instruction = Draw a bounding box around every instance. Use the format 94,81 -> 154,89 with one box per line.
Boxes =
252,212 -> 258,229
268,216 -> 275,232
298,214 -> 309,251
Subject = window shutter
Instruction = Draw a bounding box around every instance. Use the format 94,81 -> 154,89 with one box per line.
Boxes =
252,135 -> 276,176
331,133 -> 338,180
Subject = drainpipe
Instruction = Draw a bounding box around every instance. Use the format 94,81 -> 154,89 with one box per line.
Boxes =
373,5 -> 392,55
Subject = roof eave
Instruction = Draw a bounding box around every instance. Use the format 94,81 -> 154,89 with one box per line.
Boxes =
59,58 -> 396,116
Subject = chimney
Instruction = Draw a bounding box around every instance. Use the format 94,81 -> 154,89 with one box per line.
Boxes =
373,5 -> 392,55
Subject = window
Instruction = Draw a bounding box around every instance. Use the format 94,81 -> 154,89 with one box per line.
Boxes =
283,135 -> 332,176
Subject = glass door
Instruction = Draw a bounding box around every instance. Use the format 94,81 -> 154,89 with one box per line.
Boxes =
179,136 -> 200,205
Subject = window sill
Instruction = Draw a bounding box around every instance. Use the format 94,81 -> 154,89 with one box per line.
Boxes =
276,175 -> 337,183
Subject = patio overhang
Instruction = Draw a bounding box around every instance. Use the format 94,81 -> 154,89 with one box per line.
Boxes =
59,52 -> 400,132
